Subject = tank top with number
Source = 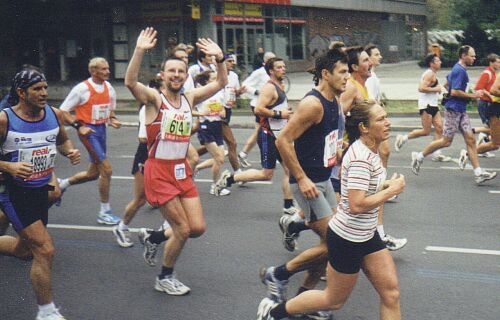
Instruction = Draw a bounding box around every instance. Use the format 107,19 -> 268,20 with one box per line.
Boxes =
1,106 -> 59,187
146,93 -> 192,160
291,89 -> 340,183
75,80 -> 111,125
259,81 -> 288,136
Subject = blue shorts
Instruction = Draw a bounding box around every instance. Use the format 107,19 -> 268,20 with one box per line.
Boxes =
477,100 -> 490,125
197,121 -> 224,146
79,124 -> 107,163
327,228 -> 386,274
0,183 -> 50,232
257,128 -> 281,169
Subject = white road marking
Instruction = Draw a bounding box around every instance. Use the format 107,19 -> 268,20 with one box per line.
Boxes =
48,224 -> 142,233
425,246 -> 500,256
112,176 -> 272,184
488,190 -> 500,194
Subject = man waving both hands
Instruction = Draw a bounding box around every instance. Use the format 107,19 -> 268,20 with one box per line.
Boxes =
125,27 -> 227,295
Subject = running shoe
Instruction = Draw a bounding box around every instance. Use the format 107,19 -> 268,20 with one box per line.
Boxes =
383,234 -> 408,251
36,308 -> 66,320
138,228 -> 158,266
97,210 -> 120,225
475,170 -> 497,185
458,149 -> 468,171
259,266 -> 288,303
476,132 -> 488,146
238,153 -> 252,168
155,274 -> 191,295
283,206 -> 299,216
411,152 -> 422,175
112,225 -> 134,248
304,310 -> 334,320
431,154 -> 452,162
279,215 -> 299,252
394,134 -> 406,152
54,178 -> 65,207
213,170 -> 232,196
256,297 -> 278,320
478,151 -> 495,158
210,184 -> 230,196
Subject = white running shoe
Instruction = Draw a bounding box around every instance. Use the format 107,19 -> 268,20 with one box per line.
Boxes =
431,154 -> 452,162
210,184 -> 230,196
112,225 -> 134,248
97,211 -> 120,225
475,170 -> 497,185
256,297 -> 278,320
411,152 -> 423,175
138,228 -> 158,266
383,234 -> 408,251
36,308 -> 66,320
394,134 -> 406,152
478,151 -> 495,158
238,153 -> 252,168
259,266 -> 288,303
155,274 -> 191,295
283,206 -> 299,216
476,132 -> 488,146
279,215 -> 299,252
458,149 -> 468,171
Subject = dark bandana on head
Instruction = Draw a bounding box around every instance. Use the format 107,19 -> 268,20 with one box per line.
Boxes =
8,69 -> 47,105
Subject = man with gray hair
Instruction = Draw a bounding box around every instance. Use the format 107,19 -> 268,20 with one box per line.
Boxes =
59,57 -> 122,225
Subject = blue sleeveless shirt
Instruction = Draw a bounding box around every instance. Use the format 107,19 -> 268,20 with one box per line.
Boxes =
291,89 -> 340,183
1,106 -> 59,187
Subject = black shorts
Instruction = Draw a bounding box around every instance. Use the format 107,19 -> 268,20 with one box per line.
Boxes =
419,105 -> 440,117
0,183 -> 49,232
131,142 -> 148,175
221,107 -> 232,124
327,228 -> 386,274
487,102 -> 500,119
197,121 -> 224,146
330,177 -> 341,193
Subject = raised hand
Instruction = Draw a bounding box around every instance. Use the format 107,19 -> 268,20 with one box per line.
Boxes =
196,38 -> 223,60
136,27 -> 158,51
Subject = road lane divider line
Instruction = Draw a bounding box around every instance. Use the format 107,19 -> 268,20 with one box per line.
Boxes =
425,246 -> 500,256
112,176 -> 272,184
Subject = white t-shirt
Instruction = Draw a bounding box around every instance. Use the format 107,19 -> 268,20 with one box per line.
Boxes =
329,139 -> 386,242
223,71 -> 241,108
138,105 -> 147,139
60,78 -> 116,112
242,67 -> 270,107
365,71 -> 381,103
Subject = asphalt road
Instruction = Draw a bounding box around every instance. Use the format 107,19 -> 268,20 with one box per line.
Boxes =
1,127 -> 499,320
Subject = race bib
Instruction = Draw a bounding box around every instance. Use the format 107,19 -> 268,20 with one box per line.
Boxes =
91,103 -> 110,124
323,129 -> 340,167
174,163 -> 187,180
224,86 -> 237,108
18,145 -> 57,180
160,111 -> 191,142
207,100 -> 223,115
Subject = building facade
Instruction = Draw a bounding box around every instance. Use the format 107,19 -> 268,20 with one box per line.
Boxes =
0,0 -> 426,85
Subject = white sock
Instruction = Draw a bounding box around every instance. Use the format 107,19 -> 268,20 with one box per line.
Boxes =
118,220 -> 128,230
403,135 -> 408,142
474,167 -> 482,176
239,151 -> 247,158
58,178 -> 70,190
100,202 -> 111,213
38,302 -> 56,316
417,152 -> 424,161
377,225 -> 386,238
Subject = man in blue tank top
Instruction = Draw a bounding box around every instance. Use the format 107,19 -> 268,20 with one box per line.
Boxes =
256,48 -> 349,320
0,68 -> 80,320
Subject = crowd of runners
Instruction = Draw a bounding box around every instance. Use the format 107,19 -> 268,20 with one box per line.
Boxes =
0,26 -> 497,320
